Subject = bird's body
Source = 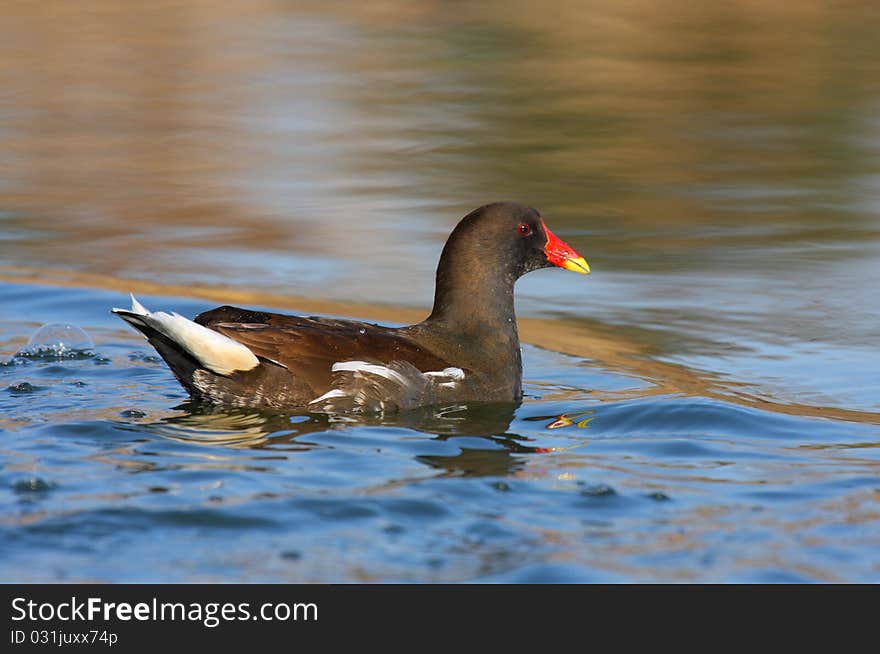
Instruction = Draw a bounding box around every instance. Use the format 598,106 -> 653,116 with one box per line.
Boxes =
113,202 -> 589,413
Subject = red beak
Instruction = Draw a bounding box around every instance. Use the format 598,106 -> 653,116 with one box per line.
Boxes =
541,220 -> 590,274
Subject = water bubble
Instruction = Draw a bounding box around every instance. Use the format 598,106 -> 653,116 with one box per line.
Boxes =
19,323 -> 95,359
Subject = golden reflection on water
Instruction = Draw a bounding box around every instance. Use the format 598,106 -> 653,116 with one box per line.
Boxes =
3,262 -> 879,426
3,1 -> 879,269
2,0 -> 879,418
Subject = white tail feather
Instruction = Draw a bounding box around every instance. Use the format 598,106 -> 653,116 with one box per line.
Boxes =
113,294 -> 259,376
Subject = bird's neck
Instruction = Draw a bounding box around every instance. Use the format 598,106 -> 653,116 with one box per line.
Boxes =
419,257 -> 523,397
401,240 -> 526,402
426,258 -> 519,337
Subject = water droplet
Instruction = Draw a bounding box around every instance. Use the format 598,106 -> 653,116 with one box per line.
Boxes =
7,382 -> 38,394
280,550 -> 302,561
14,478 -> 53,493
19,323 -> 94,359
129,352 -> 161,363
579,483 -> 617,498
383,523 -> 405,535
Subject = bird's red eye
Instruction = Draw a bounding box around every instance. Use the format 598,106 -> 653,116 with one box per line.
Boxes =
519,223 -> 532,236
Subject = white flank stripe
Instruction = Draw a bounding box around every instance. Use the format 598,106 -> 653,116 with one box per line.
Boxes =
114,294 -> 259,376
331,361 -> 409,386
423,367 -> 465,381
309,388 -> 347,405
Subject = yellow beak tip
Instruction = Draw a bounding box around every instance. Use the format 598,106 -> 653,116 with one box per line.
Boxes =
562,257 -> 590,274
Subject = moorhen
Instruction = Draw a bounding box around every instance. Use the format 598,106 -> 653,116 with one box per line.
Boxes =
113,202 -> 589,412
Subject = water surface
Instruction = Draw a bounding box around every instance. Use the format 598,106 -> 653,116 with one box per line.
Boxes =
1,1 -> 879,582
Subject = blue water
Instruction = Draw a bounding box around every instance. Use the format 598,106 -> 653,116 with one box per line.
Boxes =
2,282 -> 878,582
3,0 -> 880,583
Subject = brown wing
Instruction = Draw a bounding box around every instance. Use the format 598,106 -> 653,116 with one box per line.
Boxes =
194,305 -> 450,395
